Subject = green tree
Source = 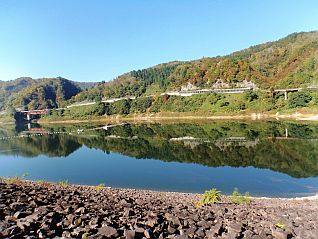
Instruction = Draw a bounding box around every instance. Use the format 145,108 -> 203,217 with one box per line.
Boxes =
109,100 -> 131,115
6,104 -> 16,117
288,91 -> 312,108
245,91 -> 259,102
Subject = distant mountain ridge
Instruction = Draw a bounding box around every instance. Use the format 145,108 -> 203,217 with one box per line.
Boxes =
0,77 -> 96,110
74,31 -> 318,101
1,31 -> 317,111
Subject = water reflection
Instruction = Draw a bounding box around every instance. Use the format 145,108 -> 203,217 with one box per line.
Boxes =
0,121 -> 318,196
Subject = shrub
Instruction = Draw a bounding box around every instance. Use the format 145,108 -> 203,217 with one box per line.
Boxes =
130,97 -> 153,113
288,91 -> 312,108
5,176 -> 23,185
58,180 -> 69,187
66,102 -> 105,117
229,188 -> 251,204
4,173 -> 29,185
109,99 -> 131,115
95,183 -> 105,191
245,91 -> 259,102
206,93 -> 222,105
37,180 -> 50,187
198,188 -> 221,206
220,101 -> 229,107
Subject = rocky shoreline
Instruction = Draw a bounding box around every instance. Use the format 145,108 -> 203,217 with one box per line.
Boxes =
0,180 -> 317,239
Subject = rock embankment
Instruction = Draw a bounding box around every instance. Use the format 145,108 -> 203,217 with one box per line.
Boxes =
0,180 -> 317,238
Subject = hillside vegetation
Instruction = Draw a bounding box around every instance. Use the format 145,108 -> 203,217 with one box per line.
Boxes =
1,31 -> 318,119
74,31 -> 318,101
0,77 -> 90,111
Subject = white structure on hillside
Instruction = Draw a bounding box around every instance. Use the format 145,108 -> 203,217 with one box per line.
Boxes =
236,80 -> 257,89
102,96 -> 136,103
67,100 -> 96,108
161,87 -> 254,97
212,79 -> 230,88
181,82 -> 198,91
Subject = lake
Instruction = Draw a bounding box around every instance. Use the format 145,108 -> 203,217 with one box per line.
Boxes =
0,121 -> 318,197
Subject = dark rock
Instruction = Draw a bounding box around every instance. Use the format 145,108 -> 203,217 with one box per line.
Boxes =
227,222 -> 243,233
167,224 -> 177,234
75,207 -> 86,214
13,211 -> 28,219
1,179 -> 317,239
124,208 -> 134,217
165,213 -> 181,226
243,230 -> 254,238
272,230 -> 289,239
197,220 -> 210,229
144,229 -> 153,238
174,235 -> 189,239
195,228 -> 205,237
62,230 -> 71,237
206,222 -> 222,237
71,226 -> 87,237
5,215 -> 17,222
98,225 -> 117,237
1,225 -> 20,237
185,225 -> 196,236
10,202 -> 24,211
134,225 -> 145,233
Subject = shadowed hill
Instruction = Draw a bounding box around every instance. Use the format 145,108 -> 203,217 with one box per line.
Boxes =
0,77 -> 95,110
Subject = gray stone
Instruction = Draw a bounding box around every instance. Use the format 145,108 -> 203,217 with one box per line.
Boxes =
13,211 -> 28,219
272,230 -> 288,239
144,229 -> 152,238
98,225 -> 117,237
124,229 -> 135,239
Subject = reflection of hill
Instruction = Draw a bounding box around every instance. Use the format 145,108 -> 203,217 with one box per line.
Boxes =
79,136 -> 318,178
77,122 -> 318,178
0,122 -> 318,178
0,134 -> 81,158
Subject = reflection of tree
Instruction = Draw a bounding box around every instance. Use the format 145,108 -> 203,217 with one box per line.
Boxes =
1,122 -> 318,178
79,122 -> 318,178
0,134 -> 81,158
79,136 -> 318,178
288,124 -> 314,138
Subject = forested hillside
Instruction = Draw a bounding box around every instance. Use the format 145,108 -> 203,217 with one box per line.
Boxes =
74,31 -> 318,101
0,77 -> 84,111
0,77 -> 35,110
1,31 -> 318,115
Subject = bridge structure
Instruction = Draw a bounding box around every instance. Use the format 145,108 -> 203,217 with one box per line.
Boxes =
20,109 -> 50,121
273,88 -> 302,100
102,123 -> 127,130
0,123 -> 126,141
161,87 -> 254,97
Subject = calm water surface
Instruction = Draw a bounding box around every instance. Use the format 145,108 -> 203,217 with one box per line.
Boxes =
0,121 -> 318,197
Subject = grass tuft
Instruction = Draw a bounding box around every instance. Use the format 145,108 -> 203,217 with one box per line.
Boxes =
58,180 -> 69,187
275,223 -> 286,229
197,188 -> 222,207
229,188 -> 251,204
95,183 -> 105,191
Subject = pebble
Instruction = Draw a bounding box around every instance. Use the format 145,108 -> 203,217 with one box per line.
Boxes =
0,180 -> 317,238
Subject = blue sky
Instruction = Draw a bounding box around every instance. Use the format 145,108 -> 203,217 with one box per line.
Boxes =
0,0 -> 317,82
